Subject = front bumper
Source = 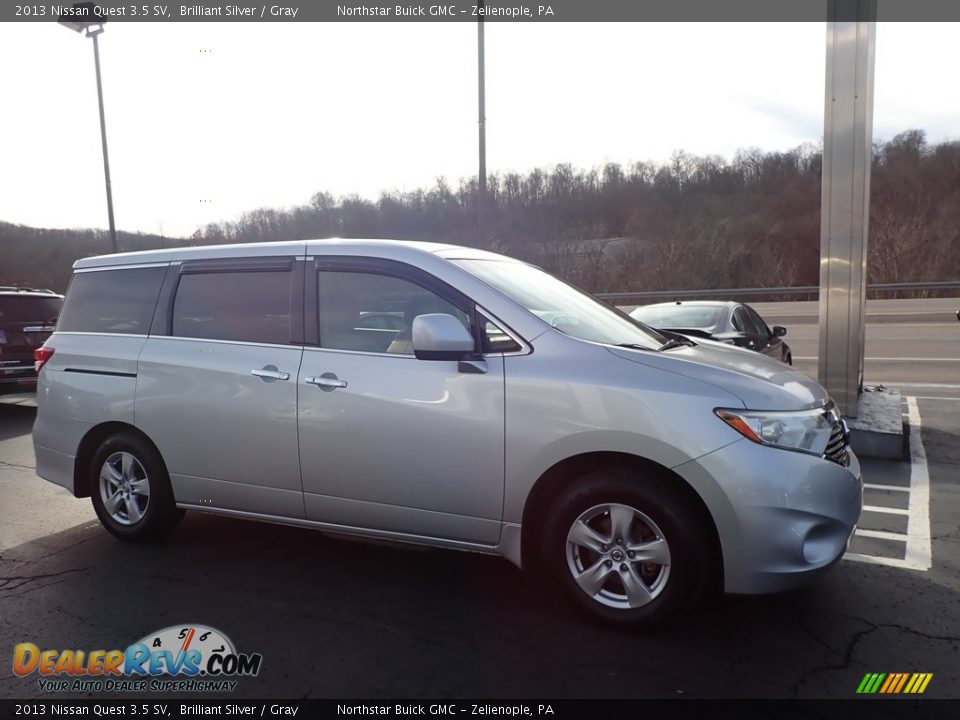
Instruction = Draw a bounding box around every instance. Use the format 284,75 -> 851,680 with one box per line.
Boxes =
675,438 -> 863,594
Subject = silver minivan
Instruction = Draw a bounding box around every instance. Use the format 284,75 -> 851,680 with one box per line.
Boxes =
33,239 -> 862,627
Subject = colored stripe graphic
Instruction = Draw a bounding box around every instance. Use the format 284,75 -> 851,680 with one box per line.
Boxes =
893,673 -> 909,693
879,674 -> 896,693
857,672 -> 933,694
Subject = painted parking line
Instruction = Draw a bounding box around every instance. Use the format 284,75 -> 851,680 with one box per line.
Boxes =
862,505 -> 909,516
845,396 -> 932,571
863,483 -> 909,492
794,357 -> 960,363
868,382 -> 960,389
856,528 -> 908,542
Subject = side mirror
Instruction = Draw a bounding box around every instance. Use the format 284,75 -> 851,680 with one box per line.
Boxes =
772,325 -> 787,337
412,313 -> 475,360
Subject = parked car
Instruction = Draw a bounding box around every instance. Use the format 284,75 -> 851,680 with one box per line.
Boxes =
33,240 -> 860,627
630,300 -> 792,365
0,287 -> 62,395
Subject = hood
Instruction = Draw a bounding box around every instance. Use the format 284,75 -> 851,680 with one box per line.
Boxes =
606,338 -> 829,411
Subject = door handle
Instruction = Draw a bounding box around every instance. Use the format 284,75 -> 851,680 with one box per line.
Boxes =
251,367 -> 290,381
305,375 -> 347,390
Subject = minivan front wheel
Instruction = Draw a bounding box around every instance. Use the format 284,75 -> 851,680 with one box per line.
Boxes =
90,433 -> 182,541
542,468 -> 714,628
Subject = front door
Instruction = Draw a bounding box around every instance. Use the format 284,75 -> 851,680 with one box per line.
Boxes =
297,261 -> 505,544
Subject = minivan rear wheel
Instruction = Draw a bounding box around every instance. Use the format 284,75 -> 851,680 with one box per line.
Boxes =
90,433 -> 182,541
541,467 -> 714,628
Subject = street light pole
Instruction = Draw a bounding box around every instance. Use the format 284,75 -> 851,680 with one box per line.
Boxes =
89,27 -> 118,254
477,2 -> 486,244
59,4 -> 118,254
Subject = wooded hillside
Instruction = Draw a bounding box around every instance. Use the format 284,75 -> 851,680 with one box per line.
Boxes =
2,130 -> 957,294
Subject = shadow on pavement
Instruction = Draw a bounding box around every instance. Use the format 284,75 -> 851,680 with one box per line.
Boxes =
2,507 -> 958,699
0,405 -> 35,443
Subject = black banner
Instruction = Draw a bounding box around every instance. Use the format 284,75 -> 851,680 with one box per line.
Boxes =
1,699 -> 958,720
7,0 -> 960,23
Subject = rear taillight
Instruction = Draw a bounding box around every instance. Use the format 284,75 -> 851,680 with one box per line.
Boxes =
34,346 -> 54,372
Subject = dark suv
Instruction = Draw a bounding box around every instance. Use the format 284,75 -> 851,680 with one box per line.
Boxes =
0,287 -> 63,395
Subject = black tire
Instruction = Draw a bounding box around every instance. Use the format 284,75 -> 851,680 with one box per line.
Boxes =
540,466 -> 716,629
89,432 -> 183,541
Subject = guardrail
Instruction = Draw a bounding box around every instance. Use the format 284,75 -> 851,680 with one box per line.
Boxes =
598,280 -> 960,304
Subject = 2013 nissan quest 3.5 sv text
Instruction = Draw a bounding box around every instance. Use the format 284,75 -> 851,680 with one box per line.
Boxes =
32,239 -> 862,627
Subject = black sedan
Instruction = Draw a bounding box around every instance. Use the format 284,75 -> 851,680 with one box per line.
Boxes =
629,300 -> 792,365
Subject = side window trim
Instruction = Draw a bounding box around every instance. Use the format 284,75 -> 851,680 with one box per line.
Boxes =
150,263 -> 179,336
162,257 -> 300,346
309,256 -> 480,354
312,256 -> 474,311
180,257 -> 295,274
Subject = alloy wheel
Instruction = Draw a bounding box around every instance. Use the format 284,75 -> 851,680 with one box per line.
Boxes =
565,502 -> 671,609
99,451 -> 151,526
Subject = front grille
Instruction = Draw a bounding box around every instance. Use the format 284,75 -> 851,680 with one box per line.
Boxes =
824,417 -> 850,466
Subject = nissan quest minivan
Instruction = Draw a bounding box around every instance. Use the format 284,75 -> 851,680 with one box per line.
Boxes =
33,239 -> 862,627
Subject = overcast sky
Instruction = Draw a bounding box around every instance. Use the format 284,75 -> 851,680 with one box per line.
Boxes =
1,21 -> 957,238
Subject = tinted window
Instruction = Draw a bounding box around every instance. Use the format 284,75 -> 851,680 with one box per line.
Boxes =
58,267 -> 166,335
731,306 -> 749,333
630,305 -> 723,330
745,306 -> 771,336
734,306 -> 765,335
0,296 -> 62,324
173,270 -> 293,344
481,315 -> 522,353
318,271 -> 470,354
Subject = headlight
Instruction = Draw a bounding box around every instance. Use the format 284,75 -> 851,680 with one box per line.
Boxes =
715,407 -> 834,456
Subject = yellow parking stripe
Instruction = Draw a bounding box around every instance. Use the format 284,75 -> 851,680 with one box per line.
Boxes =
903,674 -> 919,693
917,673 -> 933,693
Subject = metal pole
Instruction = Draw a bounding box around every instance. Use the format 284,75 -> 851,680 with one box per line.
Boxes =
818,0 -> 876,417
91,31 -> 118,253
477,4 -> 486,243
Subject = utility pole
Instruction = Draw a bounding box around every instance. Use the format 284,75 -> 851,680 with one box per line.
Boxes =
477,1 -> 486,244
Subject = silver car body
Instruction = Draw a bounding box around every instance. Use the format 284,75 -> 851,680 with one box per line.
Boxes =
33,239 -> 862,594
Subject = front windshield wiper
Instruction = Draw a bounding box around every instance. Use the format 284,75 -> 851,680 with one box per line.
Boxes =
657,338 -> 696,351
655,329 -> 697,351
615,343 -> 656,352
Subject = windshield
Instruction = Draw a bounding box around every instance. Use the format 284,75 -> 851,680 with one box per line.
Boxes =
630,305 -> 723,330
453,259 -> 665,349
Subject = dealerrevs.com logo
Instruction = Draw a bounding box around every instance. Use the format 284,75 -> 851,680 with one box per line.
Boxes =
12,624 -> 262,693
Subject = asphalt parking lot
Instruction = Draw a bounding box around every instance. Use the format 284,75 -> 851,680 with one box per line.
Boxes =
1,389 -> 958,700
